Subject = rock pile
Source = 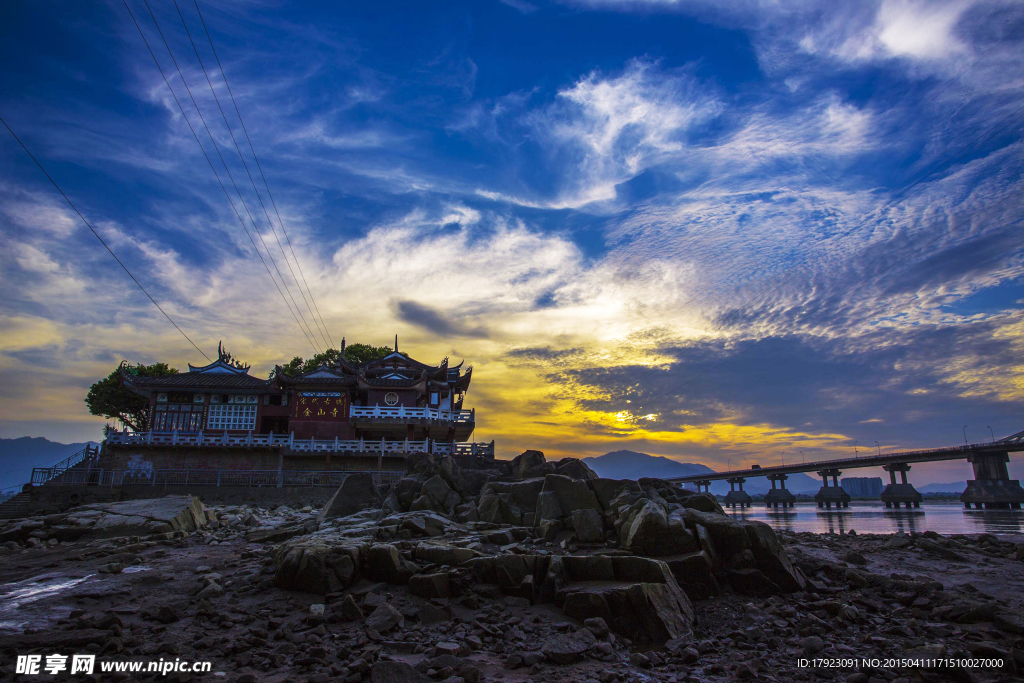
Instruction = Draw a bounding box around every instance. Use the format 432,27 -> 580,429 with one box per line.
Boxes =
3,471 -> 1023,683
274,450 -> 806,648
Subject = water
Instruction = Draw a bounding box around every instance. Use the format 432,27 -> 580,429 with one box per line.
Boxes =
0,574 -> 93,632
724,501 -> 1024,538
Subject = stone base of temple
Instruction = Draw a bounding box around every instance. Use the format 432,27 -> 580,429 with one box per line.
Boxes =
764,489 -> 796,508
961,479 -> 1024,509
724,491 -> 753,509
814,487 -> 851,509
881,483 -> 923,508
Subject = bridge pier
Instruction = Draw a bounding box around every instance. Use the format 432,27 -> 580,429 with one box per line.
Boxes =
696,479 -> 712,494
961,451 -> 1024,510
880,463 -> 922,508
724,477 -> 752,509
815,469 -> 851,509
764,473 -> 796,509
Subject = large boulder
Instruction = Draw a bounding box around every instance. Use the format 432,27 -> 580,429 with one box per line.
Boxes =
682,509 -> 804,593
619,501 -> 698,557
535,491 -> 564,522
540,474 -> 601,517
466,552 -> 694,644
410,475 -> 460,515
509,450 -> 556,479
661,550 -> 720,600
571,508 -> 604,543
54,495 -> 208,539
274,534 -> 363,594
555,555 -> 695,644
323,473 -> 381,519
476,489 -> 518,525
554,458 -> 599,481
476,479 -> 545,525
743,521 -> 805,592
542,629 -> 597,664
591,479 -> 642,511
561,582 -> 692,645
364,543 -> 411,584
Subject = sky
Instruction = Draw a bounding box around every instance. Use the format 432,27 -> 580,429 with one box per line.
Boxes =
1,0 -> 1023,487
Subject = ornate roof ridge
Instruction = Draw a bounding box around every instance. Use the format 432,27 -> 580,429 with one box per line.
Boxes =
187,341 -> 251,374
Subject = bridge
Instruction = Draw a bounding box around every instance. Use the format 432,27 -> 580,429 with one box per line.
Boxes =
668,430 -> 1024,510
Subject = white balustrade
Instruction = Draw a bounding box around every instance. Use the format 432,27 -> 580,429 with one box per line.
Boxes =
348,405 -> 474,422
105,430 -> 492,457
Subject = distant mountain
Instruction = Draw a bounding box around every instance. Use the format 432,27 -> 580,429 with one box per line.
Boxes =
583,450 -> 715,480
583,450 -> 821,494
0,437 -> 98,491
918,481 -> 967,493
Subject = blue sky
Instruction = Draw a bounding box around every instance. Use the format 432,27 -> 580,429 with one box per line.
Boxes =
1,0 -> 1023,486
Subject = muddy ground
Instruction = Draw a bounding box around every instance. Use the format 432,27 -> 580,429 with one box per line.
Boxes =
1,502 -> 1022,683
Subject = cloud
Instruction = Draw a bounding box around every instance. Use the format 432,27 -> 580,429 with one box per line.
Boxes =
464,59 -> 721,209
1,0 -> 1022,474
499,0 -> 539,13
395,300 -> 490,338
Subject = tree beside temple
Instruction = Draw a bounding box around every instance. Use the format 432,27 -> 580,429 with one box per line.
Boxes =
85,362 -> 178,431
276,342 -> 392,376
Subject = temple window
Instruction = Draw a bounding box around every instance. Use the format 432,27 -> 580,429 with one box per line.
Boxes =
206,394 -> 257,430
153,402 -> 203,432
384,392 -> 399,406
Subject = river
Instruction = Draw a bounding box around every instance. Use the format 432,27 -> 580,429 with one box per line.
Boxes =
723,500 -> 1024,538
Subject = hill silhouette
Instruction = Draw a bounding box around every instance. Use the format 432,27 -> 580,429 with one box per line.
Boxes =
0,436 -> 98,492
583,450 -> 821,494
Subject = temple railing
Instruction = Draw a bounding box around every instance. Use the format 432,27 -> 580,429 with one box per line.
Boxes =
434,441 -> 496,458
349,405 -> 474,423
104,430 -> 494,457
30,468 -> 404,488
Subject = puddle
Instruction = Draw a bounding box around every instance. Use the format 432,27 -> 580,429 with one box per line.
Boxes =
122,565 -> 151,574
0,574 -> 93,631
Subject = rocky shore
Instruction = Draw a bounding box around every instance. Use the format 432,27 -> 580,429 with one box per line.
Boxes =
1,451 -> 1022,682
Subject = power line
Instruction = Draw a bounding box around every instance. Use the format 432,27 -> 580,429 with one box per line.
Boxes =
140,0 -> 323,354
174,0 -> 333,350
0,114 -> 212,362
192,0 -> 335,349
123,0 -> 320,354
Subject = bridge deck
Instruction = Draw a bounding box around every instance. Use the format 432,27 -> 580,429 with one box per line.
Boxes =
667,442 -> 1023,484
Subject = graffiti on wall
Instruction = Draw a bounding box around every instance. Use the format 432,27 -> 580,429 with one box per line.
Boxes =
126,454 -> 153,480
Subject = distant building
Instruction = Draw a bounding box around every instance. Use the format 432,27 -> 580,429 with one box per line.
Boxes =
841,476 -> 883,498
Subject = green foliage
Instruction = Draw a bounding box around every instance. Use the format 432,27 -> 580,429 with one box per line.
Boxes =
276,343 -> 392,376
343,343 -> 392,365
86,362 -> 177,431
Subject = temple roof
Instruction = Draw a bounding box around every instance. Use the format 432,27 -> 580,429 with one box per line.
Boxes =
119,339 -> 472,394
275,342 -> 470,391
187,342 -> 251,374
122,372 -> 272,390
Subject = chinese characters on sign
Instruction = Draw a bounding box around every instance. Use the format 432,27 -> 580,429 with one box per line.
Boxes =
293,393 -> 347,421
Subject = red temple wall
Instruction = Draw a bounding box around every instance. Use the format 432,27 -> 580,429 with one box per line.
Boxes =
99,445 -> 400,472
366,388 -> 417,407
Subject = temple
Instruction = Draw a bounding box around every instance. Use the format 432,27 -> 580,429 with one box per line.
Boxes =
102,340 -> 493,477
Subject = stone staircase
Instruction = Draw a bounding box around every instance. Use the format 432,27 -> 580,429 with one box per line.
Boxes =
0,492 -> 33,520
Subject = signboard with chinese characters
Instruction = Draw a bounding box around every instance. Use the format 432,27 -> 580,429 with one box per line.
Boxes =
292,392 -> 348,421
